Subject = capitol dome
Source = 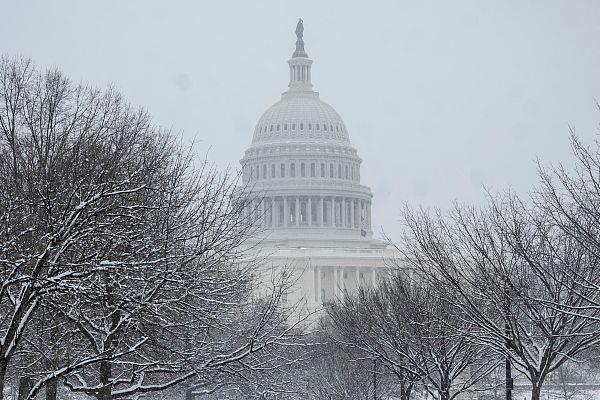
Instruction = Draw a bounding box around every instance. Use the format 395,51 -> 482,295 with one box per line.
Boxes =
240,20 -> 381,249
252,93 -> 349,145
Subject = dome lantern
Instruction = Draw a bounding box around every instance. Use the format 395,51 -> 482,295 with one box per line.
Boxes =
288,18 -> 313,92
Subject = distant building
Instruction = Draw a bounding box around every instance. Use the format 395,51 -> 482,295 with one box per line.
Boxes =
238,20 -> 395,314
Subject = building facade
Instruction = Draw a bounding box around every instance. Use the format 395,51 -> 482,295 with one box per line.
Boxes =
239,20 -> 394,313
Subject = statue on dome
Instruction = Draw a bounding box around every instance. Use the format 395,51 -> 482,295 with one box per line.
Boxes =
295,18 -> 304,40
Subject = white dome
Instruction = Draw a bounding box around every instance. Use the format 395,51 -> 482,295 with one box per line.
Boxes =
239,21 -> 377,248
252,92 -> 349,145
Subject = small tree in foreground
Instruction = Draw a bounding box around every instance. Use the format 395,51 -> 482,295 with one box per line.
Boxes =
328,272 -> 495,400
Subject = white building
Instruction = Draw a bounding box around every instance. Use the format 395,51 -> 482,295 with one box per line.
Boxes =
239,20 -> 395,314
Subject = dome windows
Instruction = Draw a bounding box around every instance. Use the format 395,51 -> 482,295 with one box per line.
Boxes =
292,123 -> 296,130
277,124 -> 280,131
245,158 -> 358,182
300,123 -> 304,131
284,123 -> 288,130
270,125 -> 273,132
308,123 -> 312,130
316,124 -> 320,131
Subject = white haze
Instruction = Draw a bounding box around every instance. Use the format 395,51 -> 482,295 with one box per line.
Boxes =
1,0 -> 599,241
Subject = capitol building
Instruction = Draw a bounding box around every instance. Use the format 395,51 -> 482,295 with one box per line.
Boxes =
239,20 -> 394,313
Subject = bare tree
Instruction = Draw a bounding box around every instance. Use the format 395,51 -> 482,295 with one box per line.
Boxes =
401,192 -> 600,400
327,270 -> 494,400
0,55 -> 304,400
298,317 -> 397,400
537,133 -> 600,322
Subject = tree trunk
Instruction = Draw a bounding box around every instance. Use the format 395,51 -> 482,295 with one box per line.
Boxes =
45,377 -> 58,400
400,382 -> 413,400
440,375 -> 451,400
185,386 -> 194,400
17,376 -> 33,400
97,360 -> 112,400
531,384 -> 542,400
0,358 -> 7,400
505,355 -> 513,400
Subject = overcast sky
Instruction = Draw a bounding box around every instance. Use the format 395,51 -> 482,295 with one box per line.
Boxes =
2,0 -> 599,241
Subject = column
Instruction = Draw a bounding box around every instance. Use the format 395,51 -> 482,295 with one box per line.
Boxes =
308,197 -> 312,227
319,196 -> 324,226
271,197 -> 276,227
330,198 -> 335,227
283,197 -> 289,227
341,198 -> 346,227
360,200 -> 365,226
295,197 -> 300,226
350,199 -> 355,228
367,201 -> 372,231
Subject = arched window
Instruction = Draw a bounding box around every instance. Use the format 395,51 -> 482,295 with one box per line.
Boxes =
280,163 -> 285,177
271,164 -> 275,178
351,165 -> 354,180
300,123 -> 304,131
292,123 -> 296,130
270,125 -> 273,132
308,123 -> 312,130
263,164 -> 267,179
338,164 -> 342,179
330,124 -> 333,131
291,163 -> 296,177
301,163 -> 306,177
330,164 -> 334,178
311,163 -> 315,177
335,125 -> 339,132
345,165 -> 348,179
284,123 -> 288,130
277,124 -> 280,131
324,124 -> 327,131
320,163 -> 325,178
316,124 -> 320,131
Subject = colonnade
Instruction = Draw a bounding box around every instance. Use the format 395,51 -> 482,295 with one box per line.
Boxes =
244,196 -> 371,231
290,64 -> 311,84
314,266 -> 379,304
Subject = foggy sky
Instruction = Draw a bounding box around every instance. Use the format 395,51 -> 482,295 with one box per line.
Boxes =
2,0 -> 600,241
